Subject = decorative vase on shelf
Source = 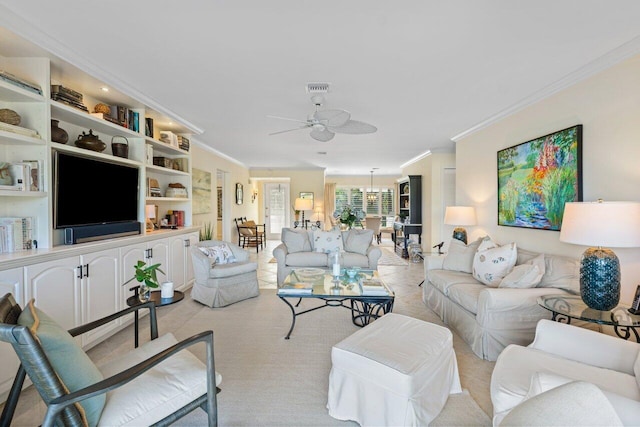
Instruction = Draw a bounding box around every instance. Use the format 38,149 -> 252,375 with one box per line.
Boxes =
138,284 -> 151,303
50,119 -> 68,144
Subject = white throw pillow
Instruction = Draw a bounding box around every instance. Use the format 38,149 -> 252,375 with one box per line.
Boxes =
343,229 -> 373,255
442,237 -> 482,274
198,244 -> 236,264
499,254 -> 545,288
312,230 -> 344,253
472,242 -> 517,287
281,228 -> 312,253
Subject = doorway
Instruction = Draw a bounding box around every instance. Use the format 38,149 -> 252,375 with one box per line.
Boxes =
264,182 -> 289,240
217,170 -> 230,241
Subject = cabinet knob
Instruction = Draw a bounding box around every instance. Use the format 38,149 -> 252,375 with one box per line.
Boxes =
184,239 -> 190,247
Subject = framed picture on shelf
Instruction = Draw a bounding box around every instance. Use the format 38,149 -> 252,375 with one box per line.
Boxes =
497,124 -> 582,231
236,183 -> 243,205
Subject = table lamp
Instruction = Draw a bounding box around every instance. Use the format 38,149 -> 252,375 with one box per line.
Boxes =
294,197 -> 313,228
444,206 -> 476,244
560,200 -> 640,311
145,205 -> 156,231
310,209 -> 324,229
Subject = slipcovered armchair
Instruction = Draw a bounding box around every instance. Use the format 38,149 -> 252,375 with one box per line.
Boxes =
0,293 -> 220,427
191,240 -> 260,307
491,319 -> 640,426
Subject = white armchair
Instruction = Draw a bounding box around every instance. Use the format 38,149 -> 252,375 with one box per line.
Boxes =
491,319 -> 640,426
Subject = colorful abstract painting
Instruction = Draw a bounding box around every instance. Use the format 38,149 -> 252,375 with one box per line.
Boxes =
497,125 -> 582,230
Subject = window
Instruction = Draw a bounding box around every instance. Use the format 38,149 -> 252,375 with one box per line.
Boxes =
335,186 -> 394,217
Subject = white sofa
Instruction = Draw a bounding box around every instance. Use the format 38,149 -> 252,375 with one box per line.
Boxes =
491,319 -> 640,426
273,228 -> 381,286
422,239 -> 580,361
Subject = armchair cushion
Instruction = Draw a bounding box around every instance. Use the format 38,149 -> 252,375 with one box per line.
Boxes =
18,300 -> 105,427
342,229 -> 373,255
282,228 -> 312,253
209,261 -> 259,278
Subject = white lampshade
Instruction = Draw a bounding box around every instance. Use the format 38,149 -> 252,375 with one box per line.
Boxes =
444,206 -> 477,226
560,201 -> 640,248
294,198 -> 313,211
145,205 -> 156,220
311,212 -> 324,222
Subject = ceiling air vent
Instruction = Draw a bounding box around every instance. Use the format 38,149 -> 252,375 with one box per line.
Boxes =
306,82 -> 330,93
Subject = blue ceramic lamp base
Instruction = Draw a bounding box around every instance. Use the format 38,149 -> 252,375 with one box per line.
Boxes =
452,227 -> 467,245
580,247 -> 620,311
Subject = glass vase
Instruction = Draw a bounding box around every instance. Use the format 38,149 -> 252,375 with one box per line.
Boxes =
138,284 -> 151,303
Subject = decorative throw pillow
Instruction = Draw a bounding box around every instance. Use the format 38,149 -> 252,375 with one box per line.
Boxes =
281,228 -> 312,253
499,254 -> 545,288
18,300 -> 105,427
442,237 -> 482,273
313,230 -> 344,253
343,229 -> 373,255
472,242 -> 517,287
198,244 -> 236,264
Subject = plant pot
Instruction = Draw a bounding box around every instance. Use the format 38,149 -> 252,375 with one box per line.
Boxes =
51,119 -> 68,144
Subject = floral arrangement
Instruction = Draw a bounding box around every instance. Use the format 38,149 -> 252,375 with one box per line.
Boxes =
333,205 -> 365,228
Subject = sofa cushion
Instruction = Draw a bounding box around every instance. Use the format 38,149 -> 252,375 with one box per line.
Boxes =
472,242 -> 517,287
635,352 -> 640,391
286,251 -> 328,267
447,283 -> 485,314
427,269 -> 483,295
538,255 -> 580,294
341,252 -> 370,268
209,261 -> 258,278
313,230 -> 344,253
442,237 -> 482,273
282,228 -> 312,253
342,229 -> 373,255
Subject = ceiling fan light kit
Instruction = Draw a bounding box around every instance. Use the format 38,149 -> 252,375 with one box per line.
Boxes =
268,93 -> 377,142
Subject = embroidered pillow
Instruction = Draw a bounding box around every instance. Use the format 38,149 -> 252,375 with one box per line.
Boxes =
500,254 -> 545,288
198,244 -> 236,264
312,230 -> 343,253
281,228 -> 312,253
442,237 -> 482,273
472,242 -> 517,287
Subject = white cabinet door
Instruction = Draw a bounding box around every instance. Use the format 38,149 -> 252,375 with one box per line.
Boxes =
0,268 -> 25,401
148,239 -> 170,284
25,258 -> 81,331
184,232 -> 199,288
119,242 -> 147,313
167,232 -> 199,290
81,248 -> 120,348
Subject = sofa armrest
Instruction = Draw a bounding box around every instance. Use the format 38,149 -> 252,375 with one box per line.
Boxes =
530,319 -> 640,375
366,245 -> 382,269
273,243 -> 288,264
425,256 -> 445,273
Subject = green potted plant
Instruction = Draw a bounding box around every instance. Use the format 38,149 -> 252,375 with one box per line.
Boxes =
199,221 -> 213,241
123,260 -> 165,302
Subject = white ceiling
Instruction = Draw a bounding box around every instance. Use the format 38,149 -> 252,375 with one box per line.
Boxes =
2,1 -> 640,175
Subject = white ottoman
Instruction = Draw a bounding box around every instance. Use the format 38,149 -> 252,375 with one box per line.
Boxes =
327,313 -> 462,426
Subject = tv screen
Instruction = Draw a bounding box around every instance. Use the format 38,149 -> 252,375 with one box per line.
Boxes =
54,151 -> 139,229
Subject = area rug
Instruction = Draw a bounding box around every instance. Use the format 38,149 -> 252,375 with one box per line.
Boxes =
377,246 -> 410,266
268,257 -> 277,263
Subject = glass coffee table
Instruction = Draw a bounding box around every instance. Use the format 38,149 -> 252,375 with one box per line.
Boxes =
278,269 -> 395,339
538,294 -> 640,341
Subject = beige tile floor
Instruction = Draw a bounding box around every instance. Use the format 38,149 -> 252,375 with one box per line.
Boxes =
1,237 -> 494,424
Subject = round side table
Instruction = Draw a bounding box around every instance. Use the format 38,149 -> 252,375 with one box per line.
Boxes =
127,289 -> 184,347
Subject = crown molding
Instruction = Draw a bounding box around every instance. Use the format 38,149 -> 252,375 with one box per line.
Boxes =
399,150 -> 432,169
193,139 -> 247,168
0,7 -> 203,134
451,35 -> 640,142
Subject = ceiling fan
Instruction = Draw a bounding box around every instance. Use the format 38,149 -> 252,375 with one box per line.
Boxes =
268,95 -> 377,142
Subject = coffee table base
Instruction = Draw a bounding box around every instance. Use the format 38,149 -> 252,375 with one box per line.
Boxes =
278,295 -> 394,339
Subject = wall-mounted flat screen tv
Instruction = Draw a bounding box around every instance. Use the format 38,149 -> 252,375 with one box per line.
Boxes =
53,150 -> 139,229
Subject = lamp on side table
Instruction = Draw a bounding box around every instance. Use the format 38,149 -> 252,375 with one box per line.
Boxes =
444,206 -> 476,244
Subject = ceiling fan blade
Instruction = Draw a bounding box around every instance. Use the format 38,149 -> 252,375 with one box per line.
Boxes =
330,120 -> 377,134
310,128 -> 335,142
266,115 -> 309,125
313,109 -> 350,127
269,124 -> 311,136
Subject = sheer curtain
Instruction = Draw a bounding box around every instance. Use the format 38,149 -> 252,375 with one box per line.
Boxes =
324,182 -> 336,230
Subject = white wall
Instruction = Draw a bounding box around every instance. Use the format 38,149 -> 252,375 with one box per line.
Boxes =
456,54 -> 640,303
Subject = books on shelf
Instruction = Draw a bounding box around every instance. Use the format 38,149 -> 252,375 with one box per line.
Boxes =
360,279 -> 388,296
0,121 -> 40,138
0,70 -> 42,95
0,217 -> 35,253
278,282 -> 313,295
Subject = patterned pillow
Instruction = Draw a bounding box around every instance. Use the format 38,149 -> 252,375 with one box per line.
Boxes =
472,242 -> 517,287
198,244 -> 236,264
312,230 -> 343,253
